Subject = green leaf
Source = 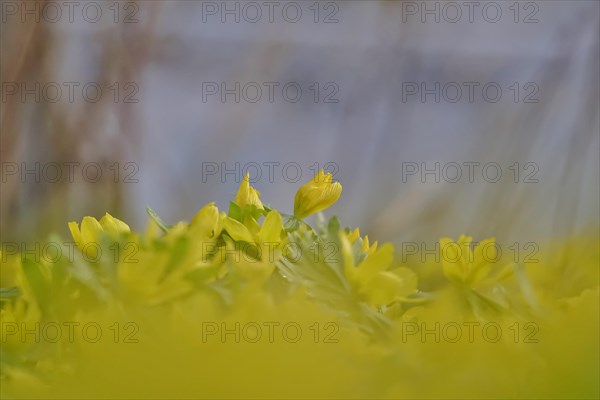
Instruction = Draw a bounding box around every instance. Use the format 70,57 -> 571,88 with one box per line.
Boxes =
159,236 -> 189,283
0,287 -> 20,300
243,204 -> 265,220
22,258 -> 50,307
328,216 -> 341,235
146,206 -> 170,232
228,201 -> 243,221
284,217 -> 300,232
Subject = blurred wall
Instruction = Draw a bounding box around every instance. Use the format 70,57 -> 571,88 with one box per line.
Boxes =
1,0 -> 598,248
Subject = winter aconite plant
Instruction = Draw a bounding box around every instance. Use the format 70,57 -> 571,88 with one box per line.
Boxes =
1,171 -> 598,399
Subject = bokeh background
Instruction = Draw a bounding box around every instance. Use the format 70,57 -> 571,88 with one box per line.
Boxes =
1,0 -> 599,251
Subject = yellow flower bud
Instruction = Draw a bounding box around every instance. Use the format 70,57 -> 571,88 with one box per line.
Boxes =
293,169 -> 342,219
68,217 -> 103,254
234,173 -> 263,210
99,213 -> 131,237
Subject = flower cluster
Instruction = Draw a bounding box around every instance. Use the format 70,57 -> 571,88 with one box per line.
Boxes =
0,170 -> 598,399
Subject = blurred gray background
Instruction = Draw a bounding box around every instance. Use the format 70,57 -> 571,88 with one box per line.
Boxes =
1,0 -> 598,248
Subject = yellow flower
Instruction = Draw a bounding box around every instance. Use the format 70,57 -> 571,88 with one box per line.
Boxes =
362,235 -> 378,256
223,217 -> 255,243
340,233 -> 417,306
234,173 -> 263,210
347,228 -> 377,255
439,235 -> 511,286
258,210 -> 285,264
259,210 -> 284,245
347,228 -> 361,244
68,213 -> 130,258
226,211 -> 285,281
117,243 -> 196,306
98,213 -> 130,237
233,259 -> 276,281
190,202 -> 221,239
294,169 -> 342,219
